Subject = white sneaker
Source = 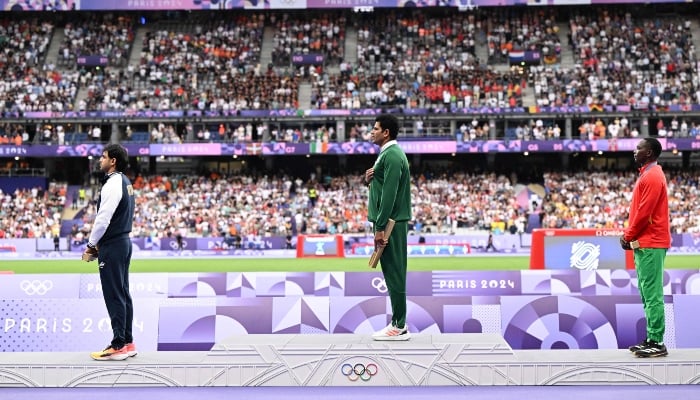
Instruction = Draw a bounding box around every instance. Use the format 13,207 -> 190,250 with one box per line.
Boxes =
372,323 -> 411,341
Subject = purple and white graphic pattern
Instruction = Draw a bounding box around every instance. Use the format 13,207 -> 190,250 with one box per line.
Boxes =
2,270 -> 699,352
0,299 -> 160,351
501,296 -> 622,350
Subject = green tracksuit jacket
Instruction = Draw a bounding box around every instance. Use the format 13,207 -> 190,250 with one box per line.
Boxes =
368,141 -> 412,328
367,142 -> 411,229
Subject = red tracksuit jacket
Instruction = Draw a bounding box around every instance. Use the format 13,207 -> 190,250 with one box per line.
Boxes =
624,162 -> 671,249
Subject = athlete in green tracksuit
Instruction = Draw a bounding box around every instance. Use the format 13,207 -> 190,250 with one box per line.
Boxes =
365,114 -> 412,341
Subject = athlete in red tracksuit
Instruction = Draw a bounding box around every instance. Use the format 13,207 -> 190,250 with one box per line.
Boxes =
621,137 -> 671,358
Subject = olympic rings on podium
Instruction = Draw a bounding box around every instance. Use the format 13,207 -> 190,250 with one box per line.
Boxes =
340,362 -> 378,381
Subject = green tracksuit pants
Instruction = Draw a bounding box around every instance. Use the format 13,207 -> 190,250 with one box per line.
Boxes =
378,221 -> 408,328
634,248 -> 666,343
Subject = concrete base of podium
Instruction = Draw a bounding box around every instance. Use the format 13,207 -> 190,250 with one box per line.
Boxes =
1,334 -> 699,387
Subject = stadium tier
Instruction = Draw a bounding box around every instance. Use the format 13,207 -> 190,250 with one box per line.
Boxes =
0,5 -> 699,246
0,5 -> 700,126
1,170 -> 699,248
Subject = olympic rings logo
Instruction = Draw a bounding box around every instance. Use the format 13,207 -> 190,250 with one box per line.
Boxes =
371,277 -> 387,293
20,280 -> 53,296
341,363 -> 378,381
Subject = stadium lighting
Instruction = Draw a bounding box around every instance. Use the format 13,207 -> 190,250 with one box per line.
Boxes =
523,152 -> 529,156
597,151 -> 603,155
233,155 -> 238,159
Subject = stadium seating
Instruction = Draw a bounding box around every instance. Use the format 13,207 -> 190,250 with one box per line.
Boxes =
0,183 -> 66,240
0,17 -> 79,114
0,8 -> 698,121
58,13 -> 135,69
27,170 -> 689,244
531,9 -> 697,109
271,12 -> 346,68
485,8 -> 562,65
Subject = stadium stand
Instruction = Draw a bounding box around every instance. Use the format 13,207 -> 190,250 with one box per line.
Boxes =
485,8 -> 562,66
270,12 -> 346,68
0,7 -> 698,116
0,182 -> 66,239
530,9 -> 696,109
0,16 -> 80,114
58,13 -> 135,69
29,169 -> 691,246
1,5 -> 700,243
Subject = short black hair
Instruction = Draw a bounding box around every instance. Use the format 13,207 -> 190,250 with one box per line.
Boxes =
104,144 -> 129,172
375,114 -> 400,140
644,137 -> 662,160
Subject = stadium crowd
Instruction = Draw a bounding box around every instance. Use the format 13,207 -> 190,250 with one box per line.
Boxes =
1,7 -> 700,243
530,9 -> 698,109
58,13 -> 135,69
1,8 -> 698,116
2,169 -> 698,243
486,8 -> 562,65
270,12 -> 346,68
0,18 -> 80,114
541,169 -> 700,235
312,11 -> 527,110
0,182 -> 65,240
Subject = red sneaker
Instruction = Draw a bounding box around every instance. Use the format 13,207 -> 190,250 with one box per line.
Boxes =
125,343 -> 138,357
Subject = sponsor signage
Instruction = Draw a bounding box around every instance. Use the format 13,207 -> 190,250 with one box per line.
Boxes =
76,55 -> 109,67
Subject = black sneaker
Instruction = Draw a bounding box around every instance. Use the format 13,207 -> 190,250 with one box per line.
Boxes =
634,341 -> 668,358
629,339 -> 650,352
